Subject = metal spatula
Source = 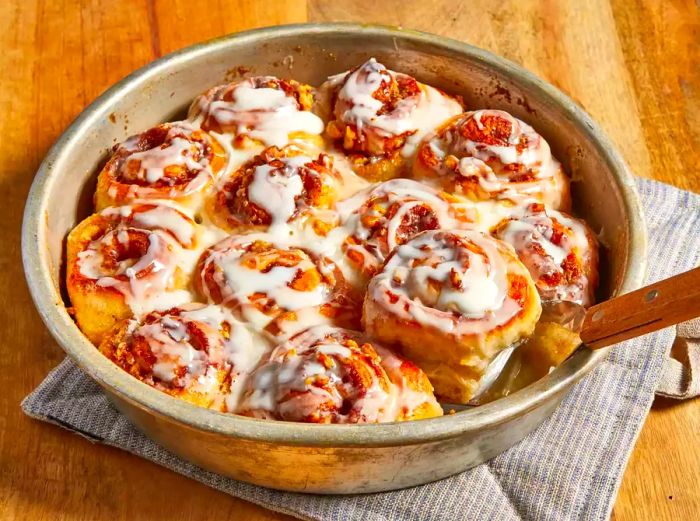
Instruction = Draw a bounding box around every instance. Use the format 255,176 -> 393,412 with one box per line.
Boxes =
442,266 -> 700,411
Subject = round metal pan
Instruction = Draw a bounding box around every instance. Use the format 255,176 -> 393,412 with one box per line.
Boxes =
22,24 -> 646,493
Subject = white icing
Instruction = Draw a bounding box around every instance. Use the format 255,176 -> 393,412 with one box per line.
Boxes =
76,204 -> 200,318
331,58 -> 461,157
122,303 -> 268,411
239,326 -> 438,422
368,229 -> 530,335
325,150 -> 371,199
247,155 -> 311,231
76,60 -> 599,422
494,203 -> 595,306
112,122 -> 216,200
128,205 -> 196,247
209,130 -> 261,188
421,109 -> 567,207
127,136 -> 205,184
336,178 -> 473,277
198,233 -> 341,337
197,77 -> 324,147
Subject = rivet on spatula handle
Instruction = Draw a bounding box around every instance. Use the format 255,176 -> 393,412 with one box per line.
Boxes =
580,266 -> 700,350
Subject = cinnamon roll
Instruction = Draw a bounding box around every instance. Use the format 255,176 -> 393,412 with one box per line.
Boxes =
197,234 -> 360,340
66,203 -> 200,344
238,326 -> 442,423
95,122 -> 226,211
337,178 -> 475,284
321,58 -> 463,181
207,144 -> 340,235
363,229 -> 541,403
492,202 -> 599,307
189,76 -> 324,149
414,110 -> 571,210
100,303 -> 265,411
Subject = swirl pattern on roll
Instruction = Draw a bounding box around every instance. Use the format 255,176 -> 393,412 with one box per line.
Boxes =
492,202 -> 599,307
67,203 -> 201,343
336,178 -> 474,281
65,57 -> 602,416
95,121 -> 226,210
208,144 -> 340,234
197,234 -> 360,339
99,303 -> 264,411
414,110 -> 571,210
189,76 -> 324,148
363,229 -> 541,402
238,326 -> 442,423
322,58 -> 462,180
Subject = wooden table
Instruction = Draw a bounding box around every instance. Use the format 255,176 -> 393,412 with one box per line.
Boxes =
1,1 -> 697,519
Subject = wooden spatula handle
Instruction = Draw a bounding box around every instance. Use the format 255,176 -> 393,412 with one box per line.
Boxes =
580,266 -> 700,350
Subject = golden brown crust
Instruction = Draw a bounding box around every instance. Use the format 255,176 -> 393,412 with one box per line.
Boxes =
206,145 -> 340,233
413,110 -> 571,211
67,204 -> 196,345
189,76 -> 324,150
363,229 -> 542,403
491,202 -> 599,307
238,326 -> 443,423
98,304 -> 253,411
94,122 -> 226,211
321,59 -> 462,181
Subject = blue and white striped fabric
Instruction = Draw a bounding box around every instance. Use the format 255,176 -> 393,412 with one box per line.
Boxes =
22,178 -> 700,521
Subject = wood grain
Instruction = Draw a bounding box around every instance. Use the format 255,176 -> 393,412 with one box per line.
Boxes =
0,0 -> 697,519
581,267 -> 700,349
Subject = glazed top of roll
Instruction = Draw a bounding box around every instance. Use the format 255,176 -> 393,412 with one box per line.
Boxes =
210,144 -> 342,234
69,203 -> 202,314
492,201 -> 599,306
190,76 -> 325,148
238,326 -> 441,423
99,303 -> 265,411
336,178 -> 474,280
96,122 -> 227,209
323,58 -> 463,158
414,109 -> 570,210
197,233 -> 360,340
366,228 -> 541,337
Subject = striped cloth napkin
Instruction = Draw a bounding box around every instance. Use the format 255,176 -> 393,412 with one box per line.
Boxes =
22,178 -> 700,521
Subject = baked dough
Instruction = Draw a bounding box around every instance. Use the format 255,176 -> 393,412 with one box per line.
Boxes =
238,326 -> 443,423
94,121 -> 226,211
65,58 -> 599,420
67,203 -> 199,344
413,110 -> 571,211
320,58 -> 463,181
363,229 -> 542,403
100,303 -> 264,411
492,201 -> 599,306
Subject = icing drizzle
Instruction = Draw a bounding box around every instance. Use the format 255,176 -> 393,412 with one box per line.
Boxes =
76,204 -> 200,315
239,326 -> 440,423
367,229 -> 535,335
416,110 -> 569,209
492,202 -> 598,306
336,178 -> 475,279
192,76 -> 324,147
103,122 -> 224,204
198,233 -> 359,339
326,58 -> 463,158
71,58 -> 599,419
211,145 -> 341,235
103,303 -> 264,411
